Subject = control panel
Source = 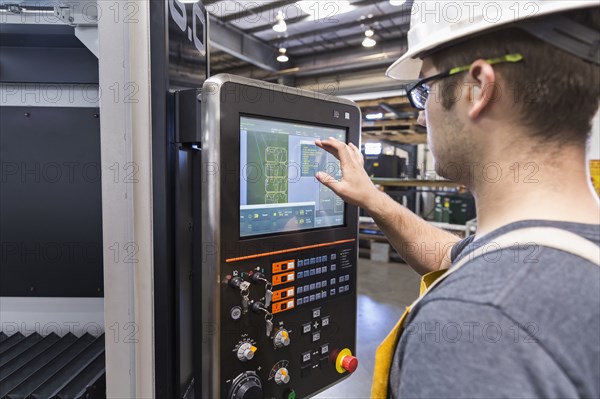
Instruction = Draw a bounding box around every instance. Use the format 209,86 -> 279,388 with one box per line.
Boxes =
223,243 -> 357,399
200,74 -> 361,398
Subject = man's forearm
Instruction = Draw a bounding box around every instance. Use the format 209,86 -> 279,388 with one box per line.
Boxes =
366,190 -> 460,275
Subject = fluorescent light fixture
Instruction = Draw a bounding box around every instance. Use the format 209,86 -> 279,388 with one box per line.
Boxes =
296,1 -> 355,21
389,0 -> 407,5
365,113 -> 383,120
362,29 -> 376,48
364,142 -> 383,155
277,47 -> 289,62
273,11 -> 287,32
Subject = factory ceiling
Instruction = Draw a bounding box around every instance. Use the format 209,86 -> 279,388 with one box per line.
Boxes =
206,0 -> 413,95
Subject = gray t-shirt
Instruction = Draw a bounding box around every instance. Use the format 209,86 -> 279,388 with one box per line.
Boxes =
389,220 -> 600,399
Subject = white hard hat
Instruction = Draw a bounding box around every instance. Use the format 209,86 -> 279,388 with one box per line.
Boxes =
387,1 -> 600,82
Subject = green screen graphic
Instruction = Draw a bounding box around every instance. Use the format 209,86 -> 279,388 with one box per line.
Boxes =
240,116 -> 346,237
246,130 -> 289,205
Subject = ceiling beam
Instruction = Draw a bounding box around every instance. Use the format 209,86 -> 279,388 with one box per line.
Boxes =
209,15 -> 280,72
219,0 -> 297,23
285,30 -> 406,52
267,9 -> 410,44
245,14 -> 309,35
241,0 -> 391,34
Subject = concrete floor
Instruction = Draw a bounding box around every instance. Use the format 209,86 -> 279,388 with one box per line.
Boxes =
314,258 -> 421,399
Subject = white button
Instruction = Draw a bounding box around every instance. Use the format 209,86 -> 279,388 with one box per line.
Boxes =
313,308 -> 321,318
345,112 -> 350,120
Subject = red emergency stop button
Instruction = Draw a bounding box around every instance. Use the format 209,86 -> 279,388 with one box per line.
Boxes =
341,355 -> 358,373
335,348 -> 358,374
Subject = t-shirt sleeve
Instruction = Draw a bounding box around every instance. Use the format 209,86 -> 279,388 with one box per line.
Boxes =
390,299 -> 578,399
450,235 -> 475,263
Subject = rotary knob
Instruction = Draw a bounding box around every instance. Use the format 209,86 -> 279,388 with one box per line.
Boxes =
273,329 -> 290,348
237,342 -> 257,362
274,367 -> 290,385
229,372 -> 263,399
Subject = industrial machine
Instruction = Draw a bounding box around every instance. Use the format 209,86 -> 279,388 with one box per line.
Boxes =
0,1 -> 360,398
199,75 -> 361,399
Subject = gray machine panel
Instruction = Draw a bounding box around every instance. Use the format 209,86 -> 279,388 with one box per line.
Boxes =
0,106 -> 103,297
201,74 -> 361,399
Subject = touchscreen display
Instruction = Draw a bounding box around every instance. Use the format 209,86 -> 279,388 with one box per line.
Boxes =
240,116 -> 346,237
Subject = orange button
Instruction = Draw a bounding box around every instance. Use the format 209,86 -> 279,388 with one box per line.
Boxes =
272,271 -> 295,286
272,299 -> 295,314
272,259 -> 295,274
272,287 -> 295,302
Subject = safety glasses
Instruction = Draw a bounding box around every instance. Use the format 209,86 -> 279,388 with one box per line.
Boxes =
406,53 -> 524,110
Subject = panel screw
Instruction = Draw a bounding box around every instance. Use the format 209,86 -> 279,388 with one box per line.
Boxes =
24,112 -> 30,117
93,114 -> 99,118
30,286 -> 35,292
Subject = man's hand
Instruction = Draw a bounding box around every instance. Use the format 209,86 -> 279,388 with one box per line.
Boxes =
315,137 -> 381,209
316,137 -> 459,275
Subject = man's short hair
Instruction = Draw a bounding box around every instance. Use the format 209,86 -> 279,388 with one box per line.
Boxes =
430,8 -> 600,146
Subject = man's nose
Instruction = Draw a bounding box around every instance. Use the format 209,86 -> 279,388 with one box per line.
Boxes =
417,111 -> 427,127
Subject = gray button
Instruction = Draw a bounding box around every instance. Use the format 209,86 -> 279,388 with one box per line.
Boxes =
302,352 -> 311,363
312,331 -> 321,342
312,308 -> 321,318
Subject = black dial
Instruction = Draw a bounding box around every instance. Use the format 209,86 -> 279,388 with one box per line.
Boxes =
229,371 -> 263,399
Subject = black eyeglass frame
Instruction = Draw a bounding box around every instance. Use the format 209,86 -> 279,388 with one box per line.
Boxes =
405,53 -> 524,110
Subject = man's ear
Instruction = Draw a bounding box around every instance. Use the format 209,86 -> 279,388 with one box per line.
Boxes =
466,59 -> 497,120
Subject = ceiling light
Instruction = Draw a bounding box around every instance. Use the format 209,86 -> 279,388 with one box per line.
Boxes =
277,47 -> 289,63
389,0 -> 407,5
365,113 -> 383,120
362,29 -> 376,48
296,1 -> 355,21
273,11 -> 287,32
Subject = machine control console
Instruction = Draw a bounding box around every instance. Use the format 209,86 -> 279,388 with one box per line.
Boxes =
221,243 -> 358,398
201,74 -> 360,398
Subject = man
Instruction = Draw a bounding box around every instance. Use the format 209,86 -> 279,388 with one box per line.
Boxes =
315,1 -> 600,398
